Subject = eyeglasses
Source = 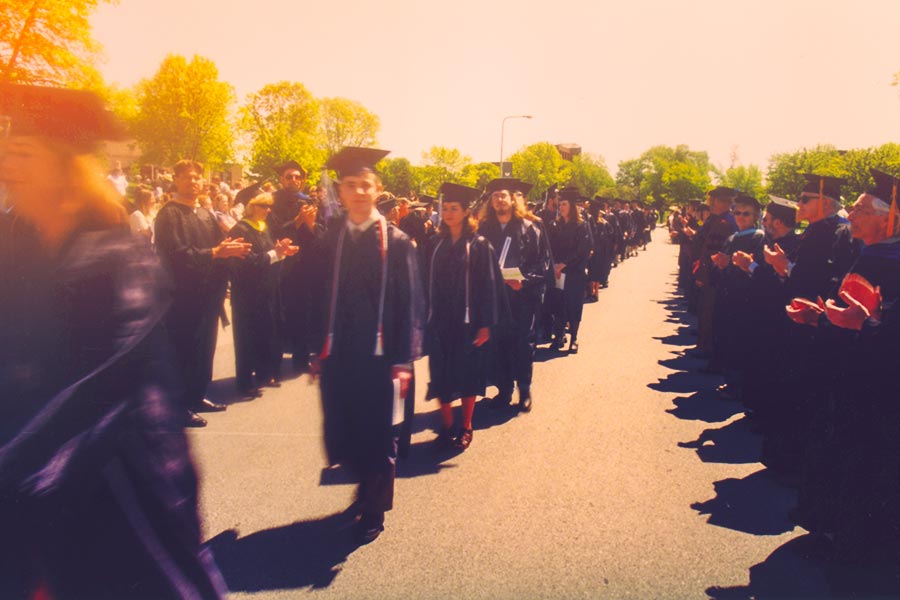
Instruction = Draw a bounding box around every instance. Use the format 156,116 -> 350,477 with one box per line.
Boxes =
798,195 -> 816,204
732,210 -> 754,217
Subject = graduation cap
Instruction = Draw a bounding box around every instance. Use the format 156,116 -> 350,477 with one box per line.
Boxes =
326,146 -> 390,178
418,193 -> 437,206
377,195 -> 398,214
765,195 -> 798,225
800,173 -> 845,201
869,169 -> 900,235
234,182 -> 262,205
0,83 -> 126,150
275,160 -> 307,178
517,180 -> 534,196
485,178 -> 530,194
708,186 -> 737,200
557,186 -> 581,201
439,182 -> 480,209
546,182 -> 560,197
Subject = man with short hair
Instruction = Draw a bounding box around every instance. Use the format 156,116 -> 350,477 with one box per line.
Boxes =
311,147 -> 424,544
154,159 -> 252,427
692,187 -> 738,368
709,194 -> 766,399
761,174 -> 859,477
268,160 -> 321,372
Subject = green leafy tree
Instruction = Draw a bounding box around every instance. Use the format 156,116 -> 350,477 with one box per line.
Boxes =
319,96 -> 380,155
417,146 -> 471,193
509,142 -> 570,200
615,158 -> 645,201
616,145 -> 712,207
0,0 -> 115,86
132,54 -> 235,168
567,154 -> 616,198
719,164 -> 766,199
380,157 -> 419,197
239,81 -> 324,181
459,162 -> 500,190
765,145 -> 843,200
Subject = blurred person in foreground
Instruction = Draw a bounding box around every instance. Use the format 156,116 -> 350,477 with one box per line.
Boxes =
0,84 -> 226,599
311,147 -> 424,544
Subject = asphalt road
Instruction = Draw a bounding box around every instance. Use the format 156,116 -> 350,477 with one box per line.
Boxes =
188,230 -> 876,599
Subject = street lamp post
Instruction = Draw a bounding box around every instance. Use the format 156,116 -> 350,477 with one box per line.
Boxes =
499,114 -> 532,177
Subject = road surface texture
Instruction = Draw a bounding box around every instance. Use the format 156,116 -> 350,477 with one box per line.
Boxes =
190,230 -> 896,599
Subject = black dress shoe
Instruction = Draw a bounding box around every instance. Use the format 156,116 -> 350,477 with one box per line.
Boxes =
262,378 -> 281,388
193,398 -> 227,412
186,411 -> 207,427
357,512 -> 384,544
568,340 -> 579,354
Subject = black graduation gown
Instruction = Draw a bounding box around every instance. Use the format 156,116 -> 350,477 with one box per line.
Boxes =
478,216 -> 550,394
268,189 -> 323,360
793,237 -> 900,541
588,217 -> 615,284
153,201 -> 228,409
228,220 -> 281,388
742,230 -> 801,413
424,232 -> 504,401
0,226 -> 225,599
694,212 -> 738,354
763,216 -> 860,474
711,227 -> 766,370
312,219 -> 424,496
549,218 -> 592,323
830,238 -> 900,555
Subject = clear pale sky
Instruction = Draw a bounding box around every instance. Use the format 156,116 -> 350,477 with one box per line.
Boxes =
91,0 -> 900,175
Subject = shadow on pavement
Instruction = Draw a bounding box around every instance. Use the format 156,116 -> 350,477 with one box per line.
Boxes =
649,369 -> 719,394
667,391 -> 744,423
678,416 -> 761,464
691,468 -> 796,536
208,509 -> 361,593
706,533 -> 900,599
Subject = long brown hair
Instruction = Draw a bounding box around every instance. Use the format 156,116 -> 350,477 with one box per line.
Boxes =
438,201 -> 478,237
479,192 -> 530,224
556,198 -> 582,225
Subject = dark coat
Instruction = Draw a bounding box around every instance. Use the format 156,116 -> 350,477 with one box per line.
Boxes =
312,219 -> 425,473
0,226 -> 225,599
423,231 -> 505,401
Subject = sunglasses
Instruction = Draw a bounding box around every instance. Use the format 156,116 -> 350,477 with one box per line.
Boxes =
732,210 -> 754,217
798,195 -> 817,204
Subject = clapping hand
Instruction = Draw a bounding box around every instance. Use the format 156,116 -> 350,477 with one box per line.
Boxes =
763,243 -> 789,276
732,251 -> 753,273
823,273 -> 882,330
711,252 -> 730,270
275,238 -> 299,258
786,296 -> 825,326
214,237 -> 253,259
